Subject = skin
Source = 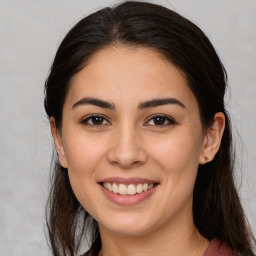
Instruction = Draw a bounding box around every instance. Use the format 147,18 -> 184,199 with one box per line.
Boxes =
51,46 -> 225,256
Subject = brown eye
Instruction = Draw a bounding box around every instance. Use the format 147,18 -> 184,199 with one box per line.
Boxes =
91,116 -> 104,125
145,115 -> 176,127
81,115 -> 110,126
153,116 -> 166,125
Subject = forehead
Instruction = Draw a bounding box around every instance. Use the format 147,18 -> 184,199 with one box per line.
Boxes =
65,46 -> 198,110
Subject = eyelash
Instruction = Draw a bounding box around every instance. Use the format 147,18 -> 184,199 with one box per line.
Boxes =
80,114 -> 110,127
145,114 -> 176,127
80,114 -> 176,128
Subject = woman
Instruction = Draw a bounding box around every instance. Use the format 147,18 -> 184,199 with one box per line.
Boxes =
44,1 -> 255,256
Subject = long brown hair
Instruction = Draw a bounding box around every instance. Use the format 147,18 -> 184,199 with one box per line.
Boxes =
44,1 -> 255,255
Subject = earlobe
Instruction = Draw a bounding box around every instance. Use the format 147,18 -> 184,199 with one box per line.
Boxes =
50,117 -> 68,168
199,112 -> 225,164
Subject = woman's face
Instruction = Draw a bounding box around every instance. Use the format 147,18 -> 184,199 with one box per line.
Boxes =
54,46 -> 208,236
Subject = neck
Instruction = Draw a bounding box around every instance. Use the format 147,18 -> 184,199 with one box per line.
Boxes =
98,213 -> 209,256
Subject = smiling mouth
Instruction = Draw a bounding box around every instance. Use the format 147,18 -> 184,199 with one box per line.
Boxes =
100,182 -> 158,196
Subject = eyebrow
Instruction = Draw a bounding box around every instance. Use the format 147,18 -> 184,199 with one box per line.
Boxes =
72,97 -> 186,110
72,97 -> 115,110
138,98 -> 186,110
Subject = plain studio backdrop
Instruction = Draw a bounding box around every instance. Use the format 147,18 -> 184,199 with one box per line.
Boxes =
0,0 -> 255,255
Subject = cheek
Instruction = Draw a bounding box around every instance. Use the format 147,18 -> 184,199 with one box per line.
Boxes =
61,131 -> 104,191
63,131 -> 105,174
150,130 -> 202,174
149,133 -> 202,212
148,129 -> 202,205
63,133 -> 107,216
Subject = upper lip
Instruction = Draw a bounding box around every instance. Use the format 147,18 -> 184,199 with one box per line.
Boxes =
98,177 -> 159,185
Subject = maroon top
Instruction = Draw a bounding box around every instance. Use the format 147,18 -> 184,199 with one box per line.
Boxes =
203,239 -> 236,256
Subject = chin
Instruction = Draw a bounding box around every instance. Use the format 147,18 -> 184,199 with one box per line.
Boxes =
106,224 -> 152,236
98,214 -> 157,236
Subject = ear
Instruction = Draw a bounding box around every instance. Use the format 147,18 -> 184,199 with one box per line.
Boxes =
50,117 -> 68,168
199,112 -> 225,164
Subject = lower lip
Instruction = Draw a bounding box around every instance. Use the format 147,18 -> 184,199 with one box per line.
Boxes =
99,185 -> 158,206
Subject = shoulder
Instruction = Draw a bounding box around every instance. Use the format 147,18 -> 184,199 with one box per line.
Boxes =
203,238 -> 237,256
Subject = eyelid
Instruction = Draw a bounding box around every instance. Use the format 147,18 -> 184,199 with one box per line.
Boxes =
80,114 -> 111,126
79,113 -> 176,128
144,114 -> 177,127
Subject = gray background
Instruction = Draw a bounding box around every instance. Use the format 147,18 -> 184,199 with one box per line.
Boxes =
0,0 -> 255,255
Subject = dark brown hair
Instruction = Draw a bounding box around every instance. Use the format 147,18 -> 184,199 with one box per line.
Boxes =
44,1 -> 255,255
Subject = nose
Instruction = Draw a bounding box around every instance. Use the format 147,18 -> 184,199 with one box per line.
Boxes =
107,124 -> 147,169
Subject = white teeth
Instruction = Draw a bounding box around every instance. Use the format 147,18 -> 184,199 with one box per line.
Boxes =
143,183 -> 148,191
112,183 -> 118,194
119,184 -> 126,195
102,182 -> 155,195
148,184 -> 153,189
127,184 -> 136,195
136,184 -> 143,193
107,182 -> 113,192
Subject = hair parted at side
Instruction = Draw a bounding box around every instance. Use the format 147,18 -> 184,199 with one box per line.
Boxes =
44,1 -> 255,256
